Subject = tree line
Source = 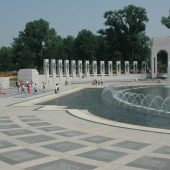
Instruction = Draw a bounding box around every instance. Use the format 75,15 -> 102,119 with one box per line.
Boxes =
0,5 -> 169,73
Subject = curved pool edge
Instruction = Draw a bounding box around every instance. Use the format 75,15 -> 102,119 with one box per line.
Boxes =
11,82 -> 170,134
68,109 -> 170,134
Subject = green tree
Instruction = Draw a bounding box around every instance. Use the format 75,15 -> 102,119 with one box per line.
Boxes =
43,28 -> 64,60
95,35 -> 107,61
99,5 -> 150,62
0,47 -> 14,72
12,19 -> 62,71
161,10 -> 170,29
74,29 -> 99,61
62,36 -> 75,60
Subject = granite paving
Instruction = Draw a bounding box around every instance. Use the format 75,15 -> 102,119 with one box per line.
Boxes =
0,82 -> 170,170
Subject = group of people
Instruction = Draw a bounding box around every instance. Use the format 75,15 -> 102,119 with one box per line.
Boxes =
92,79 -> 103,85
16,80 -> 38,94
15,80 -> 59,94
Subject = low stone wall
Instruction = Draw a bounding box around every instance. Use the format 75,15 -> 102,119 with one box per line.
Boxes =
0,77 -> 9,89
18,69 -> 39,84
69,74 -> 148,84
17,68 -> 148,88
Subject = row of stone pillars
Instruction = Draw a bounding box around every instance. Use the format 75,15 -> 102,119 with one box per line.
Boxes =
44,59 -> 147,78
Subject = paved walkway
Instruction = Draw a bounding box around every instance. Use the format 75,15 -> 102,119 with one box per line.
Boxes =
0,82 -> 170,170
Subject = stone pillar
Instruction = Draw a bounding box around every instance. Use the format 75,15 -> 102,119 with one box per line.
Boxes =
43,59 -> 49,83
57,60 -> 63,83
71,60 -> 76,78
100,61 -> 105,77
116,61 -> 121,75
84,60 -> 90,77
133,61 -> 138,74
78,60 -> 82,78
108,61 -> 113,76
64,60 -> 69,79
124,61 -> 129,74
151,56 -> 157,78
50,59 -> 56,78
92,61 -> 97,77
142,61 -> 147,73
43,59 -> 49,75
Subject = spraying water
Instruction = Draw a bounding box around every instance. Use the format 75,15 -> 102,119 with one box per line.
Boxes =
100,85 -> 170,129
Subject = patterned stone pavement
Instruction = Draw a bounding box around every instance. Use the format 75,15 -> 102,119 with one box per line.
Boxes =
0,82 -> 170,170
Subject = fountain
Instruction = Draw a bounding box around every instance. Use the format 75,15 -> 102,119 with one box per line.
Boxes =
101,84 -> 170,129
100,62 -> 170,129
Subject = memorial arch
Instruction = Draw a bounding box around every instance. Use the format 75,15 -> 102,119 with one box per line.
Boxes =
151,37 -> 170,78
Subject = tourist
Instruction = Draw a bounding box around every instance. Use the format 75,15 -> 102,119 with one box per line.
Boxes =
21,84 -> 26,93
92,79 -> 97,85
55,83 -> 59,94
26,80 -> 29,87
19,80 -> 24,93
97,80 -> 100,85
34,83 -> 38,94
30,80 -> 33,93
42,82 -> 46,92
15,80 -> 20,93
27,83 -> 31,93
15,80 -> 18,87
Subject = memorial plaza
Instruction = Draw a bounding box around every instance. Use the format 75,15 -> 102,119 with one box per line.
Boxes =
0,79 -> 170,170
0,37 -> 169,169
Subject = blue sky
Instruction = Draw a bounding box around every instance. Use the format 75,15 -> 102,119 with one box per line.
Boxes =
0,0 -> 170,47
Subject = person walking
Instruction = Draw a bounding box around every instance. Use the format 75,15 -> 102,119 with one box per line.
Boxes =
34,83 -> 38,94
55,83 -> 59,94
27,83 -> 31,93
42,82 -> 46,92
15,80 -> 20,93
21,84 -> 26,94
